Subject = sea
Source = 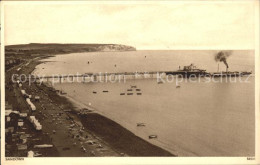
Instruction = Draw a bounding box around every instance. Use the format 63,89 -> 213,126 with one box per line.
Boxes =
33,50 -> 255,156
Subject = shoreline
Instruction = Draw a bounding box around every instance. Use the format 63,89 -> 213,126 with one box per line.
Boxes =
65,94 -> 174,156
40,57 -> 175,156
5,53 -> 175,157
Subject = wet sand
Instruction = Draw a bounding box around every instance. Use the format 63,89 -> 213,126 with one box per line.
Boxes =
79,113 -> 173,156
68,96 -> 173,156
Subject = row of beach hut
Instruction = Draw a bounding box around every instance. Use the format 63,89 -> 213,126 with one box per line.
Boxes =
26,98 -> 36,111
29,116 -> 42,131
18,80 -> 37,111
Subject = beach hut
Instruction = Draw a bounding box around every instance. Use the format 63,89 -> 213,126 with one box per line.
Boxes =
21,90 -> 26,95
34,122 -> 42,131
18,121 -> 24,127
17,144 -> 27,150
26,98 -> 36,111
29,116 -> 36,123
5,110 -> 19,116
29,116 -> 42,130
35,96 -> 40,101
6,116 -> 11,122
30,104 -> 36,111
27,151 -> 34,157
26,98 -> 31,104
19,113 -> 27,118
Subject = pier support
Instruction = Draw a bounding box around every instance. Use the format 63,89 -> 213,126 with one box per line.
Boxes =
111,74 -> 115,81
93,75 -> 97,82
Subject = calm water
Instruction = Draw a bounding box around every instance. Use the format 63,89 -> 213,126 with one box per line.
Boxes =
33,50 -> 255,156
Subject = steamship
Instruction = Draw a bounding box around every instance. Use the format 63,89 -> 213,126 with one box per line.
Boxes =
211,71 -> 252,77
165,64 -> 209,77
165,63 -> 252,78
211,64 -> 252,77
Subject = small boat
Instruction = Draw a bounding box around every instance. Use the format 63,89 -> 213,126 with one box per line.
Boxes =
127,93 -> 133,95
93,91 -> 97,94
157,81 -> 163,84
127,89 -> 133,91
136,89 -> 141,91
103,90 -> 108,93
120,93 -> 125,95
86,140 -> 95,145
176,85 -> 181,88
137,123 -> 145,127
240,71 -> 252,76
137,93 -> 142,95
131,85 -> 137,88
149,135 -> 158,139
60,90 -> 67,95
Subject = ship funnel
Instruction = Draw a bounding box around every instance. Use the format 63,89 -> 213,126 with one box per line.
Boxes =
215,51 -> 232,72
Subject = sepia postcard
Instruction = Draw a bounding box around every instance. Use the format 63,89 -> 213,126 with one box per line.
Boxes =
1,1 -> 259,165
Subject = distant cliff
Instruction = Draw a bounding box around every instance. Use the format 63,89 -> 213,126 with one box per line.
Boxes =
5,43 -> 136,54
97,44 -> 136,51
5,43 -> 136,61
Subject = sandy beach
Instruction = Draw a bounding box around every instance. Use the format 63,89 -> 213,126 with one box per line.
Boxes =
5,55 -> 174,157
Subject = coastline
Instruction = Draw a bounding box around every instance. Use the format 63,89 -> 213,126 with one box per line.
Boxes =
5,48 -> 256,157
65,94 -> 174,156
5,53 -> 174,157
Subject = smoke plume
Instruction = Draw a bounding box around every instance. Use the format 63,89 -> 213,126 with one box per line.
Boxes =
214,51 -> 232,68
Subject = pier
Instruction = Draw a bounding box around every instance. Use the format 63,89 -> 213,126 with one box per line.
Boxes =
14,69 -> 252,84
17,71 -> 169,83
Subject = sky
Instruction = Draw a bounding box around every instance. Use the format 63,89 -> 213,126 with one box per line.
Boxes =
3,1 -> 257,50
